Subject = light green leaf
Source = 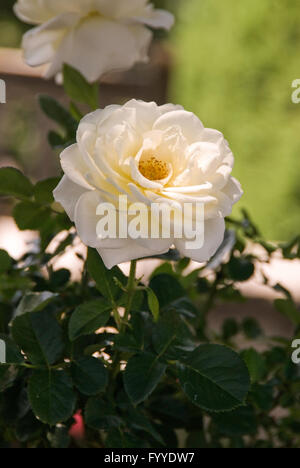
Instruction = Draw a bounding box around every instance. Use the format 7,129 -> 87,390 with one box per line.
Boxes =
241,348 -> 267,383
63,64 -> 99,109
274,298 -> 300,326
146,287 -> 160,322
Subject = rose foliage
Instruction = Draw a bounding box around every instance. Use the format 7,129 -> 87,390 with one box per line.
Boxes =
0,66 -> 300,448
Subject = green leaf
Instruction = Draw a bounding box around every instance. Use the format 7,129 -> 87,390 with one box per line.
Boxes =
222,318 -> 239,341
68,298 -> 111,341
124,353 -> 166,405
13,201 -> 51,231
87,248 -> 126,303
165,297 -> 198,319
0,167 -> 33,200
71,356 -> 108,396
12,310 -> 64,366
0,249 -> 12,274
34,178 -> 60,205
250,383 -> 274,411
85,397 -> 122,430
48,131 -> 66,149
146,287 -> 160,322
178,344 -> 250,412
63,64 -> 99,109
241,348 -> 267,383
212,405 -> 257,436
39,95 -> 77,139
227,256 -> 255,282
274,298 -> 300,326
149,274 -> 185,309
152,310 -> 195,361
28,369 -> 76,425
127,407 -> 165,445
242,317 -> 263,339
15,291 -> 58,317
49,269 -> 71,289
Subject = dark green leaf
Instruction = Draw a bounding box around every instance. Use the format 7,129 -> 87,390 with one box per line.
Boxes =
242,317 -> 263,339
0,167 -> 33,200
34,178 -> 60,205
85,397 -> 122,430
222,318 -> 239,341
87,248 -> 126,303
227,256 -> 255,282
212,405 -> 257,436
0,250 -> 12,274
39,95 -> 77,138
68,298 -> 111,341
127,407 -> 165,445
71,356 -> 108,396
48,131 -> 66,149
250,383 -> 274,411
13,201 -> 51,231
15,291 -> 58,316
28,369 -> 76,425
152,310 -> 195,361
178,344 -> 250,412
149,274 -> 185,308
12,310 -> 64,365
124,353 -> 166,405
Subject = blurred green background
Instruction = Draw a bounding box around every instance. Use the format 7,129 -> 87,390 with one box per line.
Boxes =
0,0 -> 300,240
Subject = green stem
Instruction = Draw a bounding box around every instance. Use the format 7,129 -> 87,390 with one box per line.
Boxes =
109,260 -> 138,392
121,260 -> 137,333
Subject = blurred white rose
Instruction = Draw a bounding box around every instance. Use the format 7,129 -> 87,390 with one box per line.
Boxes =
14,0 -> 174,82
53,99 -> 243,269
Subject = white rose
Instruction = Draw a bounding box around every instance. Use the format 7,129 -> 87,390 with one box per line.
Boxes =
53,99 -> 243,269
14,0 -> 174,83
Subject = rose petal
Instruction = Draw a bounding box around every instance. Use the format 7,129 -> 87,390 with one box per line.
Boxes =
53,176 -> 87,221
175,217 -> 225,263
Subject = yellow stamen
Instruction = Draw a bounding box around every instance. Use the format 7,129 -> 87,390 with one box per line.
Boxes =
139,156 -> 169,181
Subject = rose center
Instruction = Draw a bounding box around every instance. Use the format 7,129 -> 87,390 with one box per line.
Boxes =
139,156 -> 170,181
